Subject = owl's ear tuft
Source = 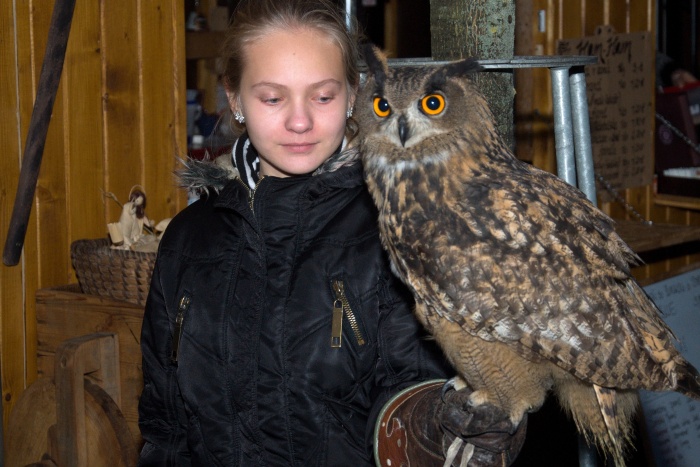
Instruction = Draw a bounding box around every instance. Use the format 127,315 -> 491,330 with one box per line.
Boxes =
361,43 -> 389,89
444,58 -> 483,78
426,58 -> 483,93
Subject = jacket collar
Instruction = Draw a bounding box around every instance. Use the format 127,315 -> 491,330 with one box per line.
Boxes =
233,133 -> 359,189
178,132 -> 363,199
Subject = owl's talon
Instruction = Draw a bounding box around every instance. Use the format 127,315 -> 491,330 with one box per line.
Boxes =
441,376 -> 469,402
441,379 -> 457,401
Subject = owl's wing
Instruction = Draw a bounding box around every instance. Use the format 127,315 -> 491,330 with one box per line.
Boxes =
409,161 -> 677,388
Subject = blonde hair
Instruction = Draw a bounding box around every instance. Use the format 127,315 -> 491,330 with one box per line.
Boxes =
221,0 -> 361,111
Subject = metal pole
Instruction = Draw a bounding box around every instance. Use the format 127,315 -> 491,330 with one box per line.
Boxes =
345,0 -> 353,30
550,67 -> 577,185
578,434 -> 598,467
569,68 -> 597,204
552,65 -> 599,467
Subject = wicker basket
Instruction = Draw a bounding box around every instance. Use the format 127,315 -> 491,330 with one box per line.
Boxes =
70,238 -> 156,307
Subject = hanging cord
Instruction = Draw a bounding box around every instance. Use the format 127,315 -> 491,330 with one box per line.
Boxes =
595,174 -> 653,226
655,112 -> 700,154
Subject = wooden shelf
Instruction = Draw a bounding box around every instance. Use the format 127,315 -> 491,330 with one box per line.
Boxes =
614,219 -> 700,253
654,194 -> 700,211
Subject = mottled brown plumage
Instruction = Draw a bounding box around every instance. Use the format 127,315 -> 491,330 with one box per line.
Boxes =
355,46 -> 700,466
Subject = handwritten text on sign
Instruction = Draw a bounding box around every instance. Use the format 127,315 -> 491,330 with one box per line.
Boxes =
640,268 -> 700,467
557,27 -> 653,197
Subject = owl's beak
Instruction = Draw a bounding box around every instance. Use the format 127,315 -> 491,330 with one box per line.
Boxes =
398,115 -> 409,147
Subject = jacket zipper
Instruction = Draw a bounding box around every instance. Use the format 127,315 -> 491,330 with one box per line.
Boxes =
171,293 -> 192,363
331,280 -> 366,348
236,176 -> 265,211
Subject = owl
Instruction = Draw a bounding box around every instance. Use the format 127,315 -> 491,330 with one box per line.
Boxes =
355,45 -> 700,466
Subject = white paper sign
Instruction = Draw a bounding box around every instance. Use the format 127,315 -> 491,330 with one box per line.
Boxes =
640,268 -> 700,466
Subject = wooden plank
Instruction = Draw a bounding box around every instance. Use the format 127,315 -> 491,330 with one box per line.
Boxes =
101,0 -> 143,224
639,185 -> 663,279
558,0 -> 584,40
514,0 -> 555,171
0,0 -> 28,429
173,1 -> 189,216
54,334 -> 122,466
141,1 -> 188,222
654,194 -> 700,211
636,261 -> 700,287
614,220 -> 700,254
528,0 -> 556,173
64,0 -> 105,244
3,0 -> 59,428
628,0 -> 654,33
608,0 -> 629,33
625,186 -> 650,222
582,0 -> 607,36
36,285 -> 144,445
664,205 -> 692,276
647,201 -> 677,279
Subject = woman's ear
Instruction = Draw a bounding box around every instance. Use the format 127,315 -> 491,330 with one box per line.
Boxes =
226,90 -> 239,113
348,86 -> 357,113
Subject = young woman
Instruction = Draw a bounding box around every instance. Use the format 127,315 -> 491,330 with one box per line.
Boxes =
138,1 -> 525,465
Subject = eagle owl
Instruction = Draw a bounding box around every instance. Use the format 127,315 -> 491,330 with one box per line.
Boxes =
355,46 -> 700,466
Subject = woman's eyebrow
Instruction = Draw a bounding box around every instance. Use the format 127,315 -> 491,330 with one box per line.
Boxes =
251,78 -> 342,90
310,78 -> 342,89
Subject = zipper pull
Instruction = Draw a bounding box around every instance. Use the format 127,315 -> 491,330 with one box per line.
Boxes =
331,281 -> 344,348
171,294 -> 191,363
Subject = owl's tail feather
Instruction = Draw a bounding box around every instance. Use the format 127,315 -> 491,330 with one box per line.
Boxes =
553,374 -> 638,467
592,385 -> 626,467
674,361 -> 700,401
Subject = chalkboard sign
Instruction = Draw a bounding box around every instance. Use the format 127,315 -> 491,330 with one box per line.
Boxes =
557,26 -> 653,199
639,267 -> 700,466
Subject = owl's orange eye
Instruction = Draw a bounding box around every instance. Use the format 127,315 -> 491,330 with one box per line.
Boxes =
373,97 -> 391,118
420,94 -> 445,116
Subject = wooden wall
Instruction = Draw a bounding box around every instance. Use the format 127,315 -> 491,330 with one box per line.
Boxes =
0,0 -> 187,433
515,0 -> 700,281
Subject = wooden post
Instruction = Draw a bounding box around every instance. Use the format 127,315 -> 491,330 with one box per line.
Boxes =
430,0 -> 516,148
54,333 -> 121,467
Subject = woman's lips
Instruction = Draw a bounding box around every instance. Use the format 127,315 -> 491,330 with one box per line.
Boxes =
283,143 -> 316,153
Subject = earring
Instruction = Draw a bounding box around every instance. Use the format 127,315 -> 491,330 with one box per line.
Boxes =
234,111 -> 245,124
346,108 -> 353,119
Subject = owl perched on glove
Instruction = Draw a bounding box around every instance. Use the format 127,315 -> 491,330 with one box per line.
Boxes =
355,45 -> 700,466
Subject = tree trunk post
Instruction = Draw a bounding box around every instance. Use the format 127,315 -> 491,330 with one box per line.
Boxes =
430,0 -> 516,148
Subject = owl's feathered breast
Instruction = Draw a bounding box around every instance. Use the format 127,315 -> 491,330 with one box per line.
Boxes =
364,138 -> 676,390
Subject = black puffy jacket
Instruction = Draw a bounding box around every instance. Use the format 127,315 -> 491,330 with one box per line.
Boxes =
138,145 -> 450,466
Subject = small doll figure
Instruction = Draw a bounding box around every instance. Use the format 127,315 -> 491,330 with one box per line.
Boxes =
108,187 -> 153,248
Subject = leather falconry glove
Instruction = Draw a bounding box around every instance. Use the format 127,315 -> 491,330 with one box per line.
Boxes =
374,380 -> 527,467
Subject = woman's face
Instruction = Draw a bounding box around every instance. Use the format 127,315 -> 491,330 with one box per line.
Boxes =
233,27 -> 353,178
